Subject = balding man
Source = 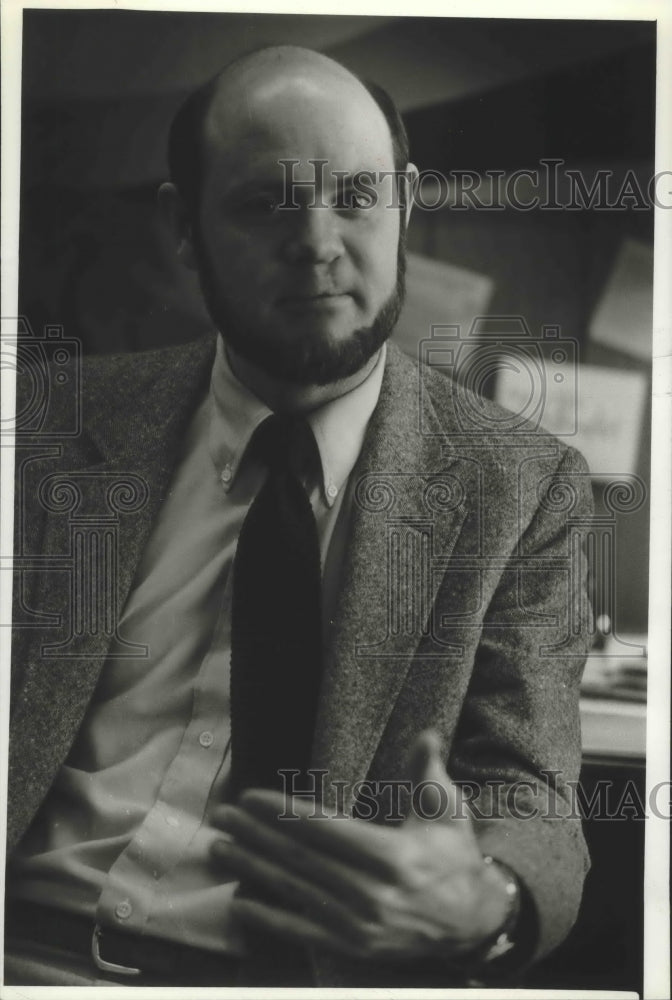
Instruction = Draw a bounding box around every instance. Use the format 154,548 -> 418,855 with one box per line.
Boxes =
6,47 -> 593,988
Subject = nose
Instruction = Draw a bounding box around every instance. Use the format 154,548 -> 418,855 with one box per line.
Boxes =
282,206 -> 344,266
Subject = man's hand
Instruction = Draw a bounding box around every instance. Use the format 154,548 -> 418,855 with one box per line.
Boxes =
210,730 -> 512,962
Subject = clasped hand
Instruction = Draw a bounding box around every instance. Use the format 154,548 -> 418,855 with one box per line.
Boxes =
210,730 -> 510,962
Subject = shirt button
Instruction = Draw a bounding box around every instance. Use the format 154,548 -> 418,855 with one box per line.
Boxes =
221,464 -> 232,484
327,483 -> 338,499
199,730 -> 214,748
115,899 -> 132,920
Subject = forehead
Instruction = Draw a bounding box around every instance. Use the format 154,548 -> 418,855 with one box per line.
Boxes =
202,73 -> 395,193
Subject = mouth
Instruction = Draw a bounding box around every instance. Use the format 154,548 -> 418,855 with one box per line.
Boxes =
278,291 -> 350,302
277,292 -> 352,311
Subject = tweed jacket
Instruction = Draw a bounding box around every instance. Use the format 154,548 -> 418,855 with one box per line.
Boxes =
9,333 -> 593,986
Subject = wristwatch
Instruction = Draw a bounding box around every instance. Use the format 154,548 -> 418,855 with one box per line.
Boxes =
453,855 -> 521,975
476,856 -> 521,964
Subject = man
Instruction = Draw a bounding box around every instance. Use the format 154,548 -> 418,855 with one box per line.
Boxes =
6,46 -> 593,988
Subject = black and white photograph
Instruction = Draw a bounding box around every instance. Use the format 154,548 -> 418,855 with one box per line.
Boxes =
1,2 -> 670,996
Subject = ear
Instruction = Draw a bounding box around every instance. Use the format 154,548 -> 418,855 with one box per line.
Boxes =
157,181 -> 197,270
403,163 -> 420,228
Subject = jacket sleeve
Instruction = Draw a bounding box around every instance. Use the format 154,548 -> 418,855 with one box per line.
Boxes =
448,444 -> 594,965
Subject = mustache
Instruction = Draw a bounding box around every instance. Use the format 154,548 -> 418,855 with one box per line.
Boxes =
188,215 -> 407,387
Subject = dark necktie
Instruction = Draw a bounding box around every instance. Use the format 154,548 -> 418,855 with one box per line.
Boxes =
229,413 -> 323,799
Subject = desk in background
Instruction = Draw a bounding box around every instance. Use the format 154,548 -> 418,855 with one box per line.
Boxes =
581,695 -> 646,765
530,653 -> 646,993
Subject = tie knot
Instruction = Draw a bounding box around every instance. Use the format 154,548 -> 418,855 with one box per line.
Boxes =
254,413 -> 320,481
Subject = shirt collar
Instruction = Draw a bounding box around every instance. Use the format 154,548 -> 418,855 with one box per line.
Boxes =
208,336 -> 386,508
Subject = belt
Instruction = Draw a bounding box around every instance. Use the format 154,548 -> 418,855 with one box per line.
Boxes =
5,898 -> 241,985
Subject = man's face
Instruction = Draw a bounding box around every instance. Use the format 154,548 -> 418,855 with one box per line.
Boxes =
191,71 -> 406,385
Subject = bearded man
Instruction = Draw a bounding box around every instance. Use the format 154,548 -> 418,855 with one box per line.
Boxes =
6,45 -> 593,988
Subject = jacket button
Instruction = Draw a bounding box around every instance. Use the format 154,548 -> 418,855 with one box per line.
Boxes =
115,899 -> 132,920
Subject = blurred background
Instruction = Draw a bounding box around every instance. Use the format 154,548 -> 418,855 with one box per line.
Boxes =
18,10 -> 655,992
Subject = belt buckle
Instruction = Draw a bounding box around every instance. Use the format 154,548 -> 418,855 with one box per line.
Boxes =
91,923 -> 141,977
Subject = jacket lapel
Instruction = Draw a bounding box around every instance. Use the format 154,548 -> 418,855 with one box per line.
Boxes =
312,345 -> 468,804
76,334 -> 218,650
32,333 -> 218,662
8,334 -> 217,852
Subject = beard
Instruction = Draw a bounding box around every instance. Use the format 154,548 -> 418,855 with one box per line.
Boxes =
191,227 -> 407,387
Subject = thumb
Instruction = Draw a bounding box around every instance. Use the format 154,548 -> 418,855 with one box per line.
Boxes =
404,729 -> 462,825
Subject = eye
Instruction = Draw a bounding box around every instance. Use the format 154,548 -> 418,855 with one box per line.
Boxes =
238,193 -> 282,216
350,190 -> 375,210
335,188 -> 375,212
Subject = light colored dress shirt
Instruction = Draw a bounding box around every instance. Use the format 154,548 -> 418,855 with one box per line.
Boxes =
9,336 -> 386,955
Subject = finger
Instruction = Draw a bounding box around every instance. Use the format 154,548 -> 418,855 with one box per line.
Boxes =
213,838 -> 379,948
404,730 -> 463,826
406,729 -> 444,784
212,837 -> 360,932
230,897 -> 359,957
212,805 -> 389,903
230,790 -> 401,876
